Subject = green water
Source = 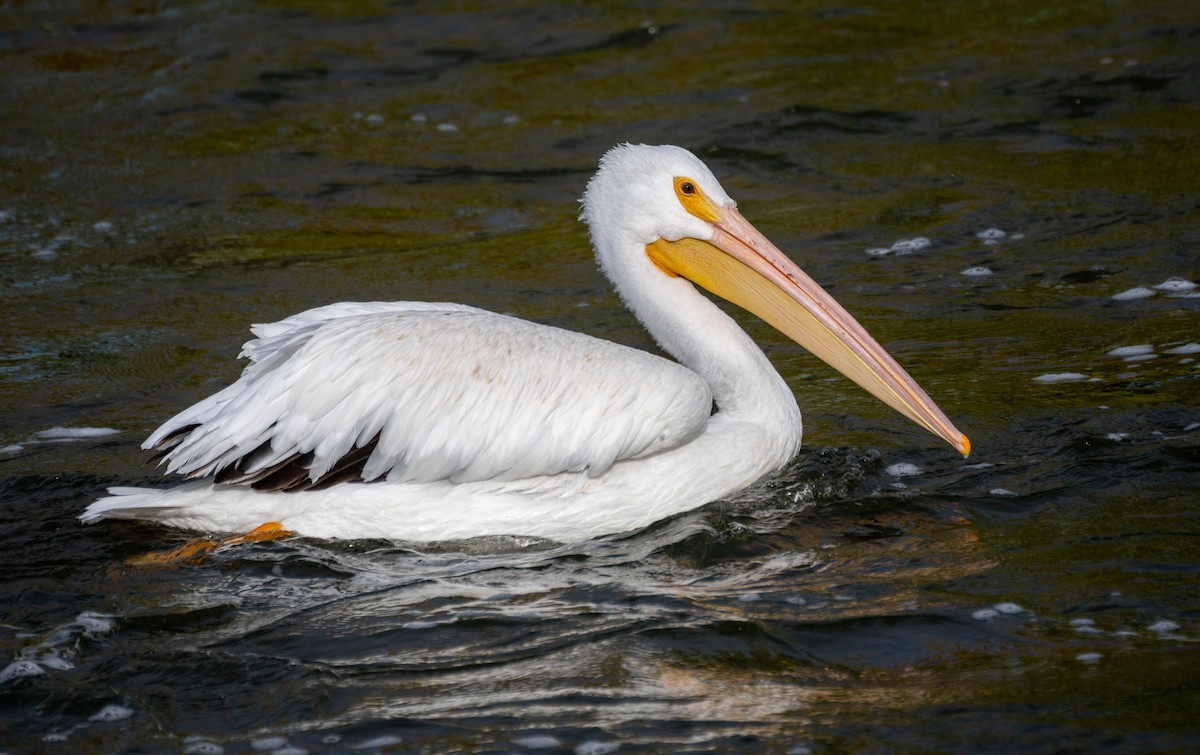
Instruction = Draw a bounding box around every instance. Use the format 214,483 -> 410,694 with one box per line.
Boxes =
2,1 -> 1198,752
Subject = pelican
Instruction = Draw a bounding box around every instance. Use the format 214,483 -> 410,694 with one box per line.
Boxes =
83,144 -> 968,543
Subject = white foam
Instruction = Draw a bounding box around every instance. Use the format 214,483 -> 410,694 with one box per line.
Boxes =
0,659 -> 46,683
1148,619 -> 1180,634
976,228 -> 1006,241
962,266 -> 993,277
885,462 -> 922,477
1112,287 -> 1155,301
34,426 -> 120,440
250,737 -> 288,751
1106,433 -> 1128,441
1154,277 -> 1196,292
89,704 -> 135,722
1163,342 -> 1200,354
994,602 -> 1023,614
1033,372 -> 1088,384
866,237 -> 930,256
354,735 -> 403,749
576,743 -> 619,755
989,488 -> 1018,497
436,122 -> 459,132
971,608 -> 998,620
1107,344 -> 1154,357
76,611 -> 116,636
92,221 -> 114,234
1076,652 -> 1103,664
514,735 -> 562,749
1,444 -> 23,454
36,654 -> 74,671
183,742 -> 225,755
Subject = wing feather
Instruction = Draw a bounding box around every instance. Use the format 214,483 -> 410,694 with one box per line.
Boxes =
147,302 -> 713,489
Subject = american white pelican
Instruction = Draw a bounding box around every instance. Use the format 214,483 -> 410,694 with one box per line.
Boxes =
83,144 -> 968,543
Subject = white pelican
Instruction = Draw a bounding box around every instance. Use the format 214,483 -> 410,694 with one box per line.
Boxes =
83,144 -> 968,543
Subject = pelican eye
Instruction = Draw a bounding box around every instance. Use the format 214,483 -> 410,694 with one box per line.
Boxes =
673,176 -> 720,222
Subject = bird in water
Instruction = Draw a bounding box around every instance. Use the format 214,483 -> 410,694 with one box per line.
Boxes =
84,144 -> 968,544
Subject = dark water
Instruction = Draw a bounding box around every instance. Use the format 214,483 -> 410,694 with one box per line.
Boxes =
3,1 -> 1199,752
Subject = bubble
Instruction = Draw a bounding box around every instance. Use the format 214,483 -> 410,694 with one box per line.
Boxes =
1033,373 -> 1089,384
892,237 -> 930,253
885,462 -> 922,477
866,237 -> 930,256
251,737 -> 288,750
89,704 -> 135,722
994,602 -> 1023,614
76,611 -> 116,636
976,228 -> 1006,240
37,654 -> 74,670
1163,343 -> 1200,355
183,742 -> 224,755
1112,287 -> 1155,301
1076,652 -> 1103,664
962,266 -> 993,277
1148,619 -> 1180,634
34,426 -> 120,440
972,608 -> 998,620
355,735 -> 403,748
576,742 -> 619,755
1154,277 -> 1196,292
1107,344 -> 1154,357
989,488 -> 1018,497
514,735 -> 562,749
365,113 -> 384,125
436,122 -> 459,132
0,660 -> 46,683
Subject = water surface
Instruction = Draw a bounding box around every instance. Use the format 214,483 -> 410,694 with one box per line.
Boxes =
2,1 -> 1199,752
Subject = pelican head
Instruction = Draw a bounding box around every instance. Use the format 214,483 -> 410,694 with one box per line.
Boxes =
581,143 -> 969,457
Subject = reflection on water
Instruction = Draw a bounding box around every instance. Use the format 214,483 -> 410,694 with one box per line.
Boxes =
2,0 -> 1199,751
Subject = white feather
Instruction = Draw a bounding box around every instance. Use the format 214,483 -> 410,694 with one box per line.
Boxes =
84,144 -> 810,542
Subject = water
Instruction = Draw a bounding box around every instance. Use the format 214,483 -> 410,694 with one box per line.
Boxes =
2,1 -> 1199,751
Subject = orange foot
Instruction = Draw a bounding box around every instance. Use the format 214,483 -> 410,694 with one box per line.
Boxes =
126,522 -> 294,566
222,521 -> 293,546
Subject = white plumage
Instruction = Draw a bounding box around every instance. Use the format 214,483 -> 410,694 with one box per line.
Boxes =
84,144 -> 967,542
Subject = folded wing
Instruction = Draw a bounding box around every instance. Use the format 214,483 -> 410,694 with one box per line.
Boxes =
146,302 -> 713,491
